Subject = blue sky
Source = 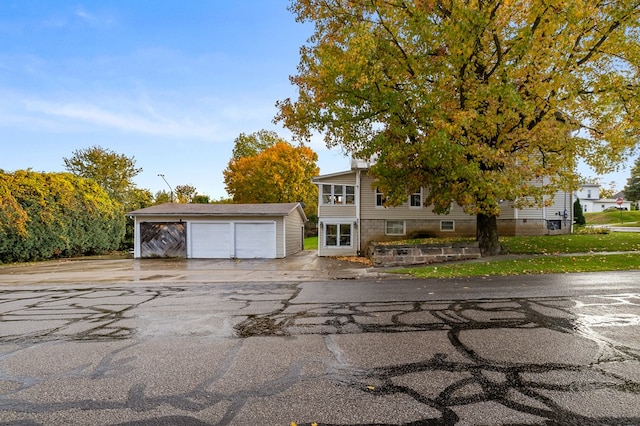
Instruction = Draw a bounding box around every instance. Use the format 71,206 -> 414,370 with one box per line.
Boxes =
0,1 -> 636,199
0,0 -> 351,199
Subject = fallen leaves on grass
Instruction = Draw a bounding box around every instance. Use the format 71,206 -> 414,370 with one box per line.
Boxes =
334,256 -> 373,266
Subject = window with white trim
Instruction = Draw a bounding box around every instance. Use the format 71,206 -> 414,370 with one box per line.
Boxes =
375,188 -> 387,207
440,220 -> 455,231
324,223 -> 352,247
321,184 -> 355,205
410,190 -> 422,208
385,220 -> 406,235
345,185 -> 355,204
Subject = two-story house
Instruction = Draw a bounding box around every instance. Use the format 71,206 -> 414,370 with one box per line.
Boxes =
313,159 -> 573,257
575,184 -> 632,212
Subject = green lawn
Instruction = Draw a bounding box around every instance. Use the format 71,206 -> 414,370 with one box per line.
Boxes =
307,232 -> 640,277
500,232 -> 640,254
397,253 -> 640,278
585,210 -> 640,226
393,232 -> 640,278
304,236 -> 318,251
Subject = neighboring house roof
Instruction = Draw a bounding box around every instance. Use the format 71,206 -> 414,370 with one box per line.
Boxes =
128,202 -> 307,221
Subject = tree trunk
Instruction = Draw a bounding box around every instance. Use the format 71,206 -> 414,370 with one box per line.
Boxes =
477,213 -> 501,256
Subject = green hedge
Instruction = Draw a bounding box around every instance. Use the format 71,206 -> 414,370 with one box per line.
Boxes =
0,170 -> 125,263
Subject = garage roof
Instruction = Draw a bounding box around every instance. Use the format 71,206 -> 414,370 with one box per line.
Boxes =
128,202 -> 306,220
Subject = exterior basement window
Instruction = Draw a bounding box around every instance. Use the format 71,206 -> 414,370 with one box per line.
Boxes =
440,220 -> 455,231
547,220 -> 561,230
385,220 -> 406,236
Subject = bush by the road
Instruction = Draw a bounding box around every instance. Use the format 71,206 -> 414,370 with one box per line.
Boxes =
0,170 -> 125,263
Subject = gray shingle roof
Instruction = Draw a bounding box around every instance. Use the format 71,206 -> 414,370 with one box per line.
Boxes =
127,202 -> 305,219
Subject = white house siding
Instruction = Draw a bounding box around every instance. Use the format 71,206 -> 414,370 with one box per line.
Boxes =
582,199 -> 632,212
576,184 -> 600,202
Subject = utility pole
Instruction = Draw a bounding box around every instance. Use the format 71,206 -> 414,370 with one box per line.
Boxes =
158,174 -> 174,202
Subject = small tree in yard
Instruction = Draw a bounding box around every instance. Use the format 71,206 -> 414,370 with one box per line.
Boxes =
63,145 -> 142,204
277,0 -> 640,255
574,199 -> 586,226
624,156 -> 640,203
174,184 -> 197,204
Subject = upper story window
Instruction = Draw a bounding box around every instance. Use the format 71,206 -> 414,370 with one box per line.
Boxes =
410,190 -> 422,208
322,184 -> 355,205
375,188 -> 387,207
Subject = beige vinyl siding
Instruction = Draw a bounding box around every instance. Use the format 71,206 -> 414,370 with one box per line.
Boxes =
517,202 -> 546,219
315,171 -> 357,185
319,205 -> 358,217
317,219 -> 358,257
546,189 -> 572,218
516,189 -> 570,221
498,203 -> 517,219
359,173 -> 473,220
285,210 -> 305,256
315,171 -> 358,219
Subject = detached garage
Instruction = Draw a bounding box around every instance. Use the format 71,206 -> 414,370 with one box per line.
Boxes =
127,203 -> 307,259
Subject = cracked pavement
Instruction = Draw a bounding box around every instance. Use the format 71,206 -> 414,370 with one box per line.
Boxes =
0,258 -> 639,425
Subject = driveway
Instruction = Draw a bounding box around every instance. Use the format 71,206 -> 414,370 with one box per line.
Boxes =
0,251 -> 388,286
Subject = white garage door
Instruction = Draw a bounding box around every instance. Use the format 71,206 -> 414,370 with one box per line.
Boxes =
190,223 -> 231,258
235,222 -> 276,258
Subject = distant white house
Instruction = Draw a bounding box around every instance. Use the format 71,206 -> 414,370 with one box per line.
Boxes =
576,184 -> 632,212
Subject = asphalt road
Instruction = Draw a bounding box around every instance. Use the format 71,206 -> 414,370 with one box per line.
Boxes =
0,262 -> 639,425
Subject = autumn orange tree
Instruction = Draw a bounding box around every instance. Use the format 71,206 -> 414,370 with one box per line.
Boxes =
277,0 -> 640,255
223,132 -> 319,219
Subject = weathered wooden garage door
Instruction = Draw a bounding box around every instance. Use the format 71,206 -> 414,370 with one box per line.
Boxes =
190,222 -> 231,258
140,222 -> 186,258
235,222 -> 276,258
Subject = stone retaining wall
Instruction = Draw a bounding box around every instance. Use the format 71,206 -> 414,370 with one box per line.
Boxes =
368,242 -> 481,267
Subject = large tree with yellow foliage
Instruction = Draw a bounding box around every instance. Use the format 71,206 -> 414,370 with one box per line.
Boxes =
277,0 -> 640,254
223,132 -> 319,219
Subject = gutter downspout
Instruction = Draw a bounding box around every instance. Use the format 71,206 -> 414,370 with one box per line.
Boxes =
356,169 -> 361,256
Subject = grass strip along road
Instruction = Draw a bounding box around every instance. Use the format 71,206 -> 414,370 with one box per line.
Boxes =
394,233 -> 640,278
